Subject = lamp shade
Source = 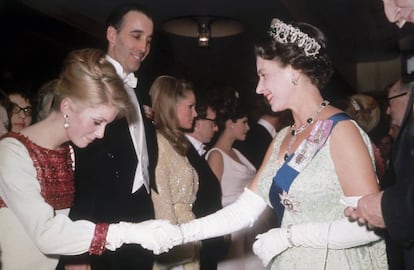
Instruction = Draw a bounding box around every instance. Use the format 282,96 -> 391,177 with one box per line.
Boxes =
162,16 -> 244,38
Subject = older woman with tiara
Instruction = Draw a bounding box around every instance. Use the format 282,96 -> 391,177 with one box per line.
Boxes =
174,18 -> 388,269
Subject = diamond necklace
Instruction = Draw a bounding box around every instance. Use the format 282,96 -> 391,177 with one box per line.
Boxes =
284,100 -> 330,161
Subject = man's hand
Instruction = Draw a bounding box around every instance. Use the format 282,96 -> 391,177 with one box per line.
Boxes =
344,191 -> 385,229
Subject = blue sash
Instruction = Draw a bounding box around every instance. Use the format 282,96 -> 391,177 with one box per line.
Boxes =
269,113 -> 350,226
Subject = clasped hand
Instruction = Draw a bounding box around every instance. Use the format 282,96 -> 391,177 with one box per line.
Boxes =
108,220 -> 183,255
343,191 -> 385,229
252,227 -> 291,267
137,220 -> 183,254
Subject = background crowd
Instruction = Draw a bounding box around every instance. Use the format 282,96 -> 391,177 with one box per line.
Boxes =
1,0 -> 414,270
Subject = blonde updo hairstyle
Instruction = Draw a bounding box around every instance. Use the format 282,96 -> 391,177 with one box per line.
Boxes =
51,48 -> 130,117
344,94 -> 380,133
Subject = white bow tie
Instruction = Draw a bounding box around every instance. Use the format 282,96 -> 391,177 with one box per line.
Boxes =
199,144 -> 206,156
124,73 -> 138,88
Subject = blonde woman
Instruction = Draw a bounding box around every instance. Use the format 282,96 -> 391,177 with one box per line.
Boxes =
150,75 -> 200,270
0,49 -> 179,270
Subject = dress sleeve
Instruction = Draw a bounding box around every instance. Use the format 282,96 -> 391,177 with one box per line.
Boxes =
0,138 -> 96,255
151,135 -> 177,223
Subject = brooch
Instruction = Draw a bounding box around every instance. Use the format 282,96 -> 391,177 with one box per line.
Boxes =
279,191 -> 300,213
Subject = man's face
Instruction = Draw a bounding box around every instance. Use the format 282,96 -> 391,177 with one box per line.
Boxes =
383,0 -> 414,27
106,11 -> 153,74
193,107 -> 218,143
386,80 -> 410,127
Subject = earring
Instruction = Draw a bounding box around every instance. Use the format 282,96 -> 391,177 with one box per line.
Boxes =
292,78 -> 298,86
63,114 -> 70,129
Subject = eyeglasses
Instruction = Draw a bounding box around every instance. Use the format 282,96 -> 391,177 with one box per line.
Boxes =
199,117 -> 217,126
12,103 -> 33,117
386,92 -> 408,107
387,92 -> 408,101
204,117 -> 216,122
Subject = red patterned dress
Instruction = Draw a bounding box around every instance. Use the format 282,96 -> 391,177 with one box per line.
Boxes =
0,132 -> 104,269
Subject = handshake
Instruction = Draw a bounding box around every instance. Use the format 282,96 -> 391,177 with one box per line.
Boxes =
106,220 -> 184,255
105,188 -> 269,255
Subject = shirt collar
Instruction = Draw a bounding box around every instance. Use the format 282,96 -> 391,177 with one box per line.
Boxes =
105,55 -> 138,88
185,134 -> 206,156
258,118 -> 277,138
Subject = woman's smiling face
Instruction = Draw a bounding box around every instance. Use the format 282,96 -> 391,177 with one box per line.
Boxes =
255,56 -> 294,113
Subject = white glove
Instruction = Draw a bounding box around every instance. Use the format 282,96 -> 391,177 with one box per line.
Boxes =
289,218 -> 381,249
253,227 -> 291,267
252,218 -> 380,266
340,195 -> 361,208
106,220 -> 182,254
252,195 -> 381,267
288,195 -> 380,249
180,188 -> 267,243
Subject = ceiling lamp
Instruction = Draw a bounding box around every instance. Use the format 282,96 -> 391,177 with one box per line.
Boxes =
162,16 -> 244,47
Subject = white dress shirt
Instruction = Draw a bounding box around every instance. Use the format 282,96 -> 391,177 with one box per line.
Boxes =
106,56 -> 150,193
185,134 -> 206,156
258,118 -> 277,138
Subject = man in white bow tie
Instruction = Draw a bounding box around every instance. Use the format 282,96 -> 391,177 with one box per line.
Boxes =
59,3 -> 160,270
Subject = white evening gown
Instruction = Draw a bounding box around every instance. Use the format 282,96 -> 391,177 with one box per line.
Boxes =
206,148 -> 269,270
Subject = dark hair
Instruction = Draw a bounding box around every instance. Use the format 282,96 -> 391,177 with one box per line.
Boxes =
2,82 -> 32,103
194,92 -> 214,120
105,3 -> 153,31
255,21 -> 333,90
2,82 -> 33,121
210,87 -> 248,136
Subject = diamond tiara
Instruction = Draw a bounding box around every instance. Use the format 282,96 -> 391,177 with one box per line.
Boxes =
268,18 -> 321,57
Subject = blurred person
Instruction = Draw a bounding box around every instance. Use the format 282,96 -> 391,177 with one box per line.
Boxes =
0,90 -> 11,136
0,105 -> 7,136
150,75 -> 200,270
175,18 -> 387,269
377,133 -> 393,169
343,94 -> 381,135
235,95 -> 292,170
35,79 -> 58,122
0,48 -> 179,270
345,77 -> 414,269
343,94 -> 386,182
7,88 -> 33,132
59,4 -> 159,269
185,96 -> 228,270
206,88 -> 263,270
